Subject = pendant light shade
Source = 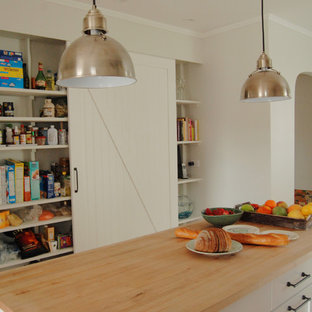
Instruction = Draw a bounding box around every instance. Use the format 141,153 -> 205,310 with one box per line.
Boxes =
57,3 -> 136,88
240,0 -> 290,102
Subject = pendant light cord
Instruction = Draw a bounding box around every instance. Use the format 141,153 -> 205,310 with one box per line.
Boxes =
261,0 -> 265,53
93,0 -> 96,8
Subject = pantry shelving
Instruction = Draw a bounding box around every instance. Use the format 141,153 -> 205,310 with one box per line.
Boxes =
0,196 -> 71,211
0,216 -> 72,234
0,247 -> 73,270
176,61 -> 203,225
0,30 -> 73,270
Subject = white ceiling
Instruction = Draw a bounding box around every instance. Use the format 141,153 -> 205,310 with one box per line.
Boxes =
72,0 -> 312,35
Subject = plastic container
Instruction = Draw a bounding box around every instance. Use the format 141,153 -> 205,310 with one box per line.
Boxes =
36,136 -> 46,145
42,99 -> 55,117
47,125 -> 58,145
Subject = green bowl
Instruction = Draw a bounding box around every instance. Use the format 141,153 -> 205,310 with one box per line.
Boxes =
201,208 -> 243,226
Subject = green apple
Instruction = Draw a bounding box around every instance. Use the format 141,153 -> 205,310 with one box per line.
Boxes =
241,204 -> 254,212
272,206 -> 287,216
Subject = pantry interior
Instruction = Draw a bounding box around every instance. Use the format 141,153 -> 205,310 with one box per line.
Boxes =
0,0 -> 312,270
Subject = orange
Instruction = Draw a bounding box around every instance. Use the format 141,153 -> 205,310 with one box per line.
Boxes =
265,200 -> 276,209
287,204 -> 302,213
257,205 -> 272,214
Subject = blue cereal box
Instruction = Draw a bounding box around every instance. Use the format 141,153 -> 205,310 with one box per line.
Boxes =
5,164 -> 15,204
0,50 -> 23,89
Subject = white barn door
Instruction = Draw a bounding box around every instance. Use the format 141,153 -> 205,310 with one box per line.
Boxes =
68,53 -> 177,252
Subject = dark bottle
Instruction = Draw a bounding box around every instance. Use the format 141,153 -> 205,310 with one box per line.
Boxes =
23,63 -> 30,89
35,62 -> 46,90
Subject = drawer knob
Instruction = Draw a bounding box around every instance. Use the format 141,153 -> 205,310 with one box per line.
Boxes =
287,272 -> 311,288
287,295 -> 311,311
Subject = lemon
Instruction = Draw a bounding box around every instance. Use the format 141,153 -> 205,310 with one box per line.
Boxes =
288,209 -> 305,219
301,204 -> 312,216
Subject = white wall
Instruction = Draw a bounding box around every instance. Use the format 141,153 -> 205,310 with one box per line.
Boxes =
269,19 -> 312,203
294,74 -> 312,190
0,0 -> 203,64
200,22 -> 271,207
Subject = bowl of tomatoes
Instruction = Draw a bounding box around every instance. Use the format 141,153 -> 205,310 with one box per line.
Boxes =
201,208 -> 243,226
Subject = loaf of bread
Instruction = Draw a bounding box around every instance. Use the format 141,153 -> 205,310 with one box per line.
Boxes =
194,228 -> 232,253
228,232 -> 289,246
175,227 -> 200,239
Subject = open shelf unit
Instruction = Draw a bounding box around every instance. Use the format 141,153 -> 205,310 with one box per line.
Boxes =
176,61 -> 203,225
0,30 -> 73,270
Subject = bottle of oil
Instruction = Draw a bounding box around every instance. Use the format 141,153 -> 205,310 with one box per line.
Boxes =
46,69 -> 55,91
35,62 -> 46,90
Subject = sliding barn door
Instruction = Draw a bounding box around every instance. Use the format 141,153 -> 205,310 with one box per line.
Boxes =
68,53 -> 177,252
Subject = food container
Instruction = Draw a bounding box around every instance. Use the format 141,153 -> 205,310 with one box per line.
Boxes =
36,136 -> 46,145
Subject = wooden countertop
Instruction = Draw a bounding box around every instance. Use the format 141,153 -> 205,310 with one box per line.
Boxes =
0,221 -> 312,312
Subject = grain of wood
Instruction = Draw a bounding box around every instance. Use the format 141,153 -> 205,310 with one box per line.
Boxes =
0,221 -> 311,312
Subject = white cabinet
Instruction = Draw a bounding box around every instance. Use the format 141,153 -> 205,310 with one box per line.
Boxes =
68,53 -> 178,252
176,61 -> 203,225
0,31 -> 73,270
222,258 -> 312,312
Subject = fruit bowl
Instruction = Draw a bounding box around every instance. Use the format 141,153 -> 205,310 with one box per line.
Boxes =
201,208 -> 243,226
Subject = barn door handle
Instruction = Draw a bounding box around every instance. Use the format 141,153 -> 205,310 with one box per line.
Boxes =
74,168 -> 79,193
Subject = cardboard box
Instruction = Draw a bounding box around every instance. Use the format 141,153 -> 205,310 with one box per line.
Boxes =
24,161 -> 40,200
44,226 -> 55,241
6,160 -> 24,203
41,173 -> 54,199
0,50 -> 23,89
24,176 -> 31,202
5,164 -> 15,203
0,166 -> 6,205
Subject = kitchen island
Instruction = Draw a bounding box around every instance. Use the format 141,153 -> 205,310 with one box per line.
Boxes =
0,221 -> 312,312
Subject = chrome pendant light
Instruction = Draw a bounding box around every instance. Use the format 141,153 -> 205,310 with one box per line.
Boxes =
57,0 -> 136,88
240,0 -> 290,102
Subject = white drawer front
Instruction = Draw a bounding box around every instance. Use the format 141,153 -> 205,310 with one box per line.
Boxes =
272,258 -> 312,309
273,283 -> 312,312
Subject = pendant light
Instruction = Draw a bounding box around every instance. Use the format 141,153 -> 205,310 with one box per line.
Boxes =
57,0 -> 136,88
240,0 -> 290,102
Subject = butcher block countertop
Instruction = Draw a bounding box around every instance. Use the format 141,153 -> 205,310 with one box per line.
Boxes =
1,221 -> 312,312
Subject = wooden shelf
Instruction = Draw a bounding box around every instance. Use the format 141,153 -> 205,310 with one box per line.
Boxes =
178,178 -> 202,185
177,141 -> 200,145
0,216 -> 72,234
0,196 -> 71,211
176,100 -> 200,105
0,144 -> 68,151
0,117 -> 68,122
0,87 -> 67,97
0,247 -> 73,270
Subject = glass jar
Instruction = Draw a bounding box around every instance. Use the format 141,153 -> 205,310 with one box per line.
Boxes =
178,195 -> 194,219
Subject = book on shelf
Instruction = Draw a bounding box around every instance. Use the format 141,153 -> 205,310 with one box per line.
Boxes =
176,117 -> 199,141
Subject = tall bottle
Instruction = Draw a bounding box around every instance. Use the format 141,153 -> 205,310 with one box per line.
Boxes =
23,63 -> 30,89
35,62 -> 46,90
46,69 -> 55,91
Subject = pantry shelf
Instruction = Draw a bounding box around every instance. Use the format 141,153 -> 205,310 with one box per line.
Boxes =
0,247 -> 73,270
0,117 -> 68,122
0,144 -> 68,151
0,216 -> 72,234
0,87 -> 67,97
178,178 -> 202,185
177,141 -> 201,145
176,100 -> 200,105
0,196 -> 71,211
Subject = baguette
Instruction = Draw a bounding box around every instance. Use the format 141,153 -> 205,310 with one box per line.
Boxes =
228,232 -> 289,246
175,227 -> 200,239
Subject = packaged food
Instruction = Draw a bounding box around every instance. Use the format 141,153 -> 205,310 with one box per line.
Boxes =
35,136 -> 46,145
6,160 -> 24,203
23,176 -> 31,202
41,173 -> 54,199
42,99 -> 55,117
24,161 -> 40,200
3,102 -> 14,117
57,234 -> 72,249
44,226 -> 55,241
6,164 -> 15,203
54,181 -> 61,197
39,210 -> 54,221
7,213 -> 23,226
0,210 -> 9,229
0,166 -> 6,205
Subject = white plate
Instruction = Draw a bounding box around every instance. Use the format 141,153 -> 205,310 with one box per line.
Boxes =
222,224 -> 260,234
261,230 -> 299,241
186,239 -> 243,256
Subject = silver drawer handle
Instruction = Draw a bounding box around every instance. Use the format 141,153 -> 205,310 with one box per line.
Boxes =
288,295 -> 311,311
287,272 -> 311,288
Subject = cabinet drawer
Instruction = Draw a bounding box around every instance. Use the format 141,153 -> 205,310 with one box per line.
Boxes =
272,258 -> 312,309
272,283 -> 312,312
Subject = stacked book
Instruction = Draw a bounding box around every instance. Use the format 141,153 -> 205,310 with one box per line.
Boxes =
177,117 -> 199,141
